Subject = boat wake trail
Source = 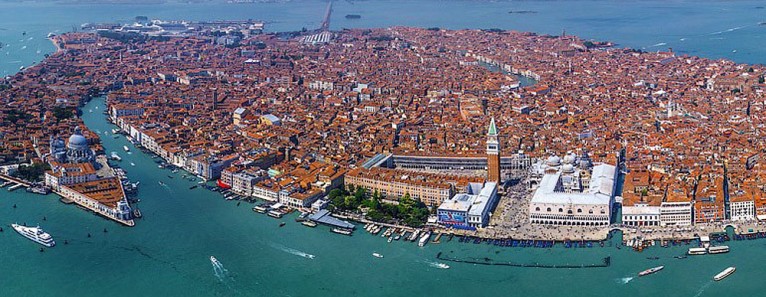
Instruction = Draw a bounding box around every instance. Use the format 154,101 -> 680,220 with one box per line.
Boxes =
210,256 -> 242,294
211,257 -> 229,282
422,260 -> 450,269
648,42 -> 666,48
616,276 -> 634,284
709,24 -> 754,35
270,243 -> 316,259
692,281 -> 713,297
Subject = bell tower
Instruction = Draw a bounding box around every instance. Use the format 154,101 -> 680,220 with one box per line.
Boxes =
486,117 -> 501,183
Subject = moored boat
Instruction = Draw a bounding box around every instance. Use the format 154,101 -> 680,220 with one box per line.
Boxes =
687,247 -> 707,255
267,210 -> 284,218
713,267 -> 735,281
638,266 -> 664,277
302,220 -> 318,228
708,246 -> 730,254
418,232 -> 432,247
331,228 -> 353,236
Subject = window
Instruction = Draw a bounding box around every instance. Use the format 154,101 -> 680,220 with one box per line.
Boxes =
559,208 -> 563,213
577,209 -> 582,213
588,209 -> 593,214
567,210 -> 573,215
547,208 -> 552,212
535,207 -> 540,211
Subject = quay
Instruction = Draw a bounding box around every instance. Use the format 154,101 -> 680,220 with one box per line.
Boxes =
0,173 -> 32,188
50,186 -> 135,227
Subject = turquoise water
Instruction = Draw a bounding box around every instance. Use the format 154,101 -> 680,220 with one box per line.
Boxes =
2,1 -> 766,296
3,0 -> 766,75
0,97 -> 762,297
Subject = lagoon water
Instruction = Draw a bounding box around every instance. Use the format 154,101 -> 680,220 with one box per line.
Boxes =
2,1 -> 766,296
3,0 -> 766,76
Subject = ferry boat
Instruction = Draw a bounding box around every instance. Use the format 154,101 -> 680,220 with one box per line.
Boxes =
418,232 -> 432,247
713,267 -> 736,281
123,145 -> 130,152
302,221 -> 318,228
708,246 -> 730,254
372,252 -> 384,258
267,210 -> 284,218
331,228 -> 353,236
687,247 -> 707,255
638,266 -> 664,277
253,204 -> 269,213
11,224 -> 55,247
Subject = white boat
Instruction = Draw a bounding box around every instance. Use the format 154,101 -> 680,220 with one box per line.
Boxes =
713,267 -> 735,281
409,229 -> 421,242
435,263 -> 450,269
331,228 -> 353,236
267,210 -> 283,218
302,221 -> 318,228
638,266 -> 664,277
372,253 -> 383,258
123,145 -> 130,152
688,247 -> 707,255
110,152 -> 122,161
388,236 -> 393,243
210,256 -> 221,266
708,246 -> 730,254
418,232 -> 431,247
12,224 -> 55,247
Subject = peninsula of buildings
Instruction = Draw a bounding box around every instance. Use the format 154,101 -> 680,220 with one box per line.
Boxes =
1,24 -> 764,240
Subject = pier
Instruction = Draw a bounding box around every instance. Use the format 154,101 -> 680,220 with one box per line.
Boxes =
436,252 -> 611,269
308,209 -> 355,229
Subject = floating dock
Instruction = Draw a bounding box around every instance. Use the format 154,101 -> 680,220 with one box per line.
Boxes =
436,252 -> 611,269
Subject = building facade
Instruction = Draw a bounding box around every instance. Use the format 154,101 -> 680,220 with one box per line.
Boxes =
528,154 -> 617,226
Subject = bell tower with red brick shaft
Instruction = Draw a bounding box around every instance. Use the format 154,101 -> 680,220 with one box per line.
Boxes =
486,117 -> 501,183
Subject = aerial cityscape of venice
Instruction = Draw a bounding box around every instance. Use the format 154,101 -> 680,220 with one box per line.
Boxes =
1,0 -> 766,296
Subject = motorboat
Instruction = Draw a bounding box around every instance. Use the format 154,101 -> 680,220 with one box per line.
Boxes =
11,224 -> 55,247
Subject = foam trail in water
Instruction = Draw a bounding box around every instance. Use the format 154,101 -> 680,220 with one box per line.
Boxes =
271,243 -> 316,259
616,276 -> 634,284
422,260 -> 450,269
648,42 -> 666,48
692,281 -> 712,297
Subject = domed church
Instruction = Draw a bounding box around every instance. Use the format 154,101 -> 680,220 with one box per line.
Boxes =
49,126 -> 96,164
